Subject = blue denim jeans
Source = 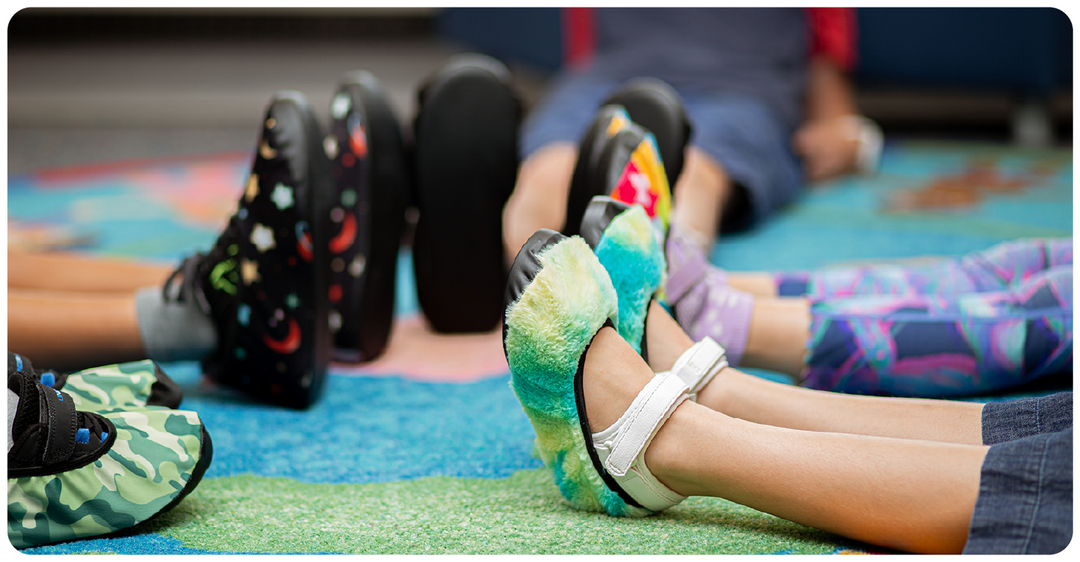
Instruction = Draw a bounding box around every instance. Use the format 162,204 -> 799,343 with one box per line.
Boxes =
963,392 -> 1073,554
519,73 -> 802,232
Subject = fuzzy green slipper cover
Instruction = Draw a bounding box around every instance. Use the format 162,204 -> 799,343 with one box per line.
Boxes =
590,204 -> 666,354
504,235 -> 652,517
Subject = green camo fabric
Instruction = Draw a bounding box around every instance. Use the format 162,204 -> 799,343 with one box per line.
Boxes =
60,360 -> 168,412
7,407 -> 207,548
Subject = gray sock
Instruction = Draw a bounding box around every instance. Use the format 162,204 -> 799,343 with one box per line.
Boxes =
134,287 -> 219,363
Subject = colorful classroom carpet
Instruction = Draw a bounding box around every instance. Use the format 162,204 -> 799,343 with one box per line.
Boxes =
6,140 -> 1073,554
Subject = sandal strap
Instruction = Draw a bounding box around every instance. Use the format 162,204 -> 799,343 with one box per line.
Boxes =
593,372 -> 689,511
42,386 -> 77,465
668,337 -> 728,400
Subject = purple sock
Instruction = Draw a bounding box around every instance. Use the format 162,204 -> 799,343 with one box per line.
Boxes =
664,225 -> 755,366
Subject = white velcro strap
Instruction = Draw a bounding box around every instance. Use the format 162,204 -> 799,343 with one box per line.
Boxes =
669,336 -> 728,399
602,373 -> 689,478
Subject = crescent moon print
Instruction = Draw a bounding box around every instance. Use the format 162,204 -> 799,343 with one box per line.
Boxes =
329,211 -> 357,254
295,222 -> 313,262
349,118 -> 368,158
263,317 -> 301,354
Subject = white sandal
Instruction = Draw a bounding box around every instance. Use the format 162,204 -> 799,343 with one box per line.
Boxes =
504,229 -> 690,517
591,372 -> 691,512
660,336 -> 729,401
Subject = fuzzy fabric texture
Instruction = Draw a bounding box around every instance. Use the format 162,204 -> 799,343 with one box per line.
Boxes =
503,236 -> 652,518
591,205 -> 667,354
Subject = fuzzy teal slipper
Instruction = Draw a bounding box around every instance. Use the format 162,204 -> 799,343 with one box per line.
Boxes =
580,197 -> 666,357
503,229 -> 686,518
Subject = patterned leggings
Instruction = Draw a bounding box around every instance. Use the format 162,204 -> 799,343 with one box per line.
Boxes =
774,239 -> 1072,397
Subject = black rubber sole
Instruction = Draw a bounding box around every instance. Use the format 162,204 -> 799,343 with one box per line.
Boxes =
564,109 -> 648,239
412,54 -> 521,334
500,228 -> 566,358
146,362 -> 184,409
601,77 -> 691,188
328,71 -> 410,362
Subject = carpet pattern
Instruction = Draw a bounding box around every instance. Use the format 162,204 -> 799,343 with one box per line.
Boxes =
7,140 -> 1072,554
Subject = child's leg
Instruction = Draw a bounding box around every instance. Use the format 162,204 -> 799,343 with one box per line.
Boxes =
8,251 -> 173,293
645,299 -> 985,444
773,237 -> 1073,298
9,289 -> 150,370
696,366 -> 986,444
645,402 -> 986,554
801,265 -> 1072,397
584,326 -> 986,554
9,283 -> 219,372
502,144 -> 578,264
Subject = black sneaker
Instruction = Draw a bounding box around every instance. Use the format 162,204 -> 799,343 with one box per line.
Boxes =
326,70 -> 411,362
163,91 -> 333,409
412,54 -> 522,333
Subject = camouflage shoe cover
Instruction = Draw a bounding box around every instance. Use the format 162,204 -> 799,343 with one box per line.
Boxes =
9,352 -> 183,412
7,371 -> 212,548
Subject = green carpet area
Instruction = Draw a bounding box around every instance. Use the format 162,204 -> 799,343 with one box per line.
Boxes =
141,470 -> 872,554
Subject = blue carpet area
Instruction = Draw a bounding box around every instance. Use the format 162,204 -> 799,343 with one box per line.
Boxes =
713,142 -> 1072,272
163,363 -> 541,485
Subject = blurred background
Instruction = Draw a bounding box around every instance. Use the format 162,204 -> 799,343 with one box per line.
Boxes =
7,7 -> 1073,175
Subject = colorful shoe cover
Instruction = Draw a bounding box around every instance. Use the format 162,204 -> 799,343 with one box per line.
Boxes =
326,70 -> 411,362
565,106 -> 671,240
601,77 -> 691,188
413,53 -> 522,333
9,352 -> 182,412
7,371 -> 212,548
164,91 -> 333,408
503,229 -> 686,517
579,197 -> 666,358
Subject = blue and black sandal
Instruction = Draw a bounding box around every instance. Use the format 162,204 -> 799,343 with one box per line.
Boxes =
9,351 -> 183,412
7,368 -> 212,548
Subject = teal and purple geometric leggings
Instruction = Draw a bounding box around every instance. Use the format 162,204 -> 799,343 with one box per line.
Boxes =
774,238 -> 1072,397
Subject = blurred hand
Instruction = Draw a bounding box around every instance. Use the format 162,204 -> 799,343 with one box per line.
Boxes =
792,115 -> 863,183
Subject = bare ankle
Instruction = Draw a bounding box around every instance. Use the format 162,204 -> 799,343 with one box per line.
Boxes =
643,301 -> 695,372
642,400 -> 708,497
582,327 -> 655,432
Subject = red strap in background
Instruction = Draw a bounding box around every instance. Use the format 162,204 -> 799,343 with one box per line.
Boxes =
805,7 -> 857,71
562,7 -> 596,69
562,8 -> 855,72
